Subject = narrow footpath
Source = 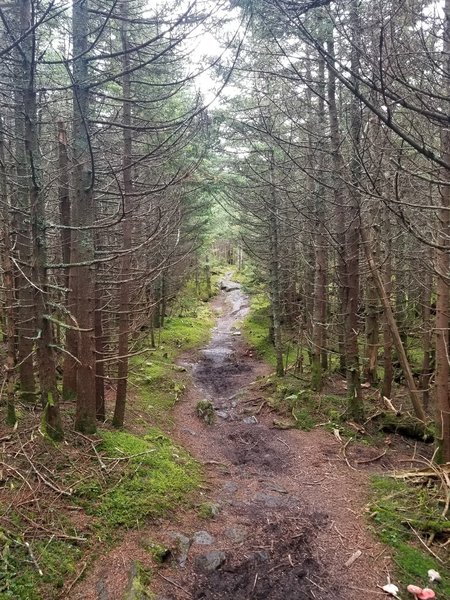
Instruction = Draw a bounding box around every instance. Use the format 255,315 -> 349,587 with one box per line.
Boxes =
73,275 -> 391,600
154,275 -> 390,599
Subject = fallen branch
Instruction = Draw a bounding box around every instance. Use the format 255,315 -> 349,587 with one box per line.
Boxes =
355,450 -> 387,464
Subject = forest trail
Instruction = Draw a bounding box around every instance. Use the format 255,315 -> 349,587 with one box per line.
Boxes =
152,275 -> 391,600
72,276 -> 391,600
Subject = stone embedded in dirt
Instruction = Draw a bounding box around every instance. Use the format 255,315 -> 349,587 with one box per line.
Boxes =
123,561 -> 149,600
224,527 -> 247,543
242,415 -> 258,424
215,410 -> 230,420
254,491 -> 287,508
221,481 -> 239,494
193,530 -> 215,545
96,580 -> 109,600
181,427 -> 197,436
195,550 -> 226,573
167,531 -> 191,567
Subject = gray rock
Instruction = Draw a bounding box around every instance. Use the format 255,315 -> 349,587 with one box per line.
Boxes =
181,428 -> 197,436
123,561 -> 148,600
253,550 -> 269,562
96,580 -> 109,600
242,416 -> 258,425
224,527 -> 246,543
193,530 -> 215,545
222,481 -> 238,494
254,492 -> 284,508
195,551 -> 226,573
216,410 -> 229,420
167,531 -> 191,567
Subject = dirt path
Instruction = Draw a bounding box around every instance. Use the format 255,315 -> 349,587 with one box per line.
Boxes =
153,276 -> 391,599
72,276 -> 391,600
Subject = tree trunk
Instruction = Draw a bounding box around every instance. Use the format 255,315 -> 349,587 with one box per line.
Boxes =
364,275 -> 379,384
72,0 -> 97,433
21,0 -> 63,438
345,0 -> 363,421
58,120 -> 78,400
268,149 -> 284,377
435,0 -> 450,461
311,55 -> 327,391
326,32 -> 346,375
382,208 -> 394,398
361,226 -> 426,422
94,281 -> 105,421
420,248 -> 433,409
13,0 -> 35,402
113,9 -> 134,428
0,116 -> 17,425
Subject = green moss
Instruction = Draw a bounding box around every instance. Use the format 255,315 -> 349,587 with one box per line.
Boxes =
198,502 -> 220,519
265,378 -> 350,432
95,429 -> 201,529
241,293 -> 276,365
1,277 -> 214,600
369,475 -> 450,595
142,542 -> 170,564
196,399 -> 215,424
0,535 -> 81,600
124,561 -> 153,599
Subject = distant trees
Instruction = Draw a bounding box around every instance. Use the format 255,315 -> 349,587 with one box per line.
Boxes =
220,0 -> 450,459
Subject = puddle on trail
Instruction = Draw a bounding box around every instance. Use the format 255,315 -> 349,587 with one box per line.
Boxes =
191,274 -> 252,401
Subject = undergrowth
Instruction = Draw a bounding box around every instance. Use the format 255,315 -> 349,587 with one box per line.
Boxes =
261,374 -> 360,436
132,298 -> 213,428
369,475 -> 450,595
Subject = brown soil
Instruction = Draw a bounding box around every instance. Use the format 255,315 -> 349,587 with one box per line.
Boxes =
72,278 -> 399,600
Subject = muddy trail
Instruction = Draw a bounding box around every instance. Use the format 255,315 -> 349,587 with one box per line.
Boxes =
71,275 -> 391,600
153,275 -> 390,600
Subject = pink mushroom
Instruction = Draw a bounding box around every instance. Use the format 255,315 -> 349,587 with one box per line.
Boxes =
407,586 -> 423,599
417,589 -> 436,600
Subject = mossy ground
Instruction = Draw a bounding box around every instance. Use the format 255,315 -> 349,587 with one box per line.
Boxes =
132,298 -> 213,429
94,429 -> 201,529
0,284 -> 214,599
369,475 -> 450,595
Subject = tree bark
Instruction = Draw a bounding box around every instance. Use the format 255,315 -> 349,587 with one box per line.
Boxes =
0,116 -> 17,425
326,32 -> 347,376
72,0 -> 97,433
268,149 -> 284,377
435,0 -> 450,461
113,7 -> 134,428
58,120 -> 78,400
361,226 -> 426,422
345,0 -> 363,420
21,0 -> 63,438
311,54 -> 327,391
13,0 -> 35,402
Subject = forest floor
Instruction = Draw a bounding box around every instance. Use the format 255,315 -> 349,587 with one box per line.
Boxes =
70,274 -> 434,600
